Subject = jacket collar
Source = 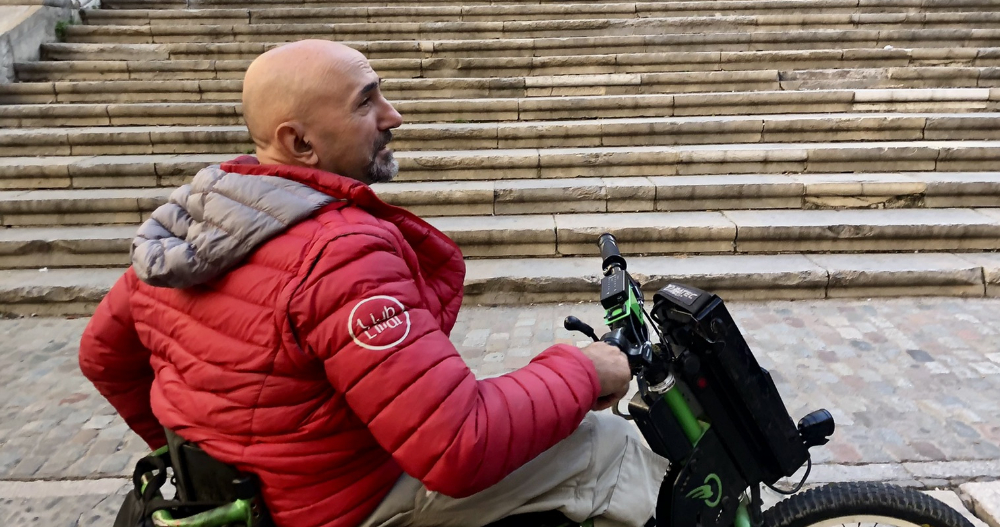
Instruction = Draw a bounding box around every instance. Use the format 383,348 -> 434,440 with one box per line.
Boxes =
223,156 -> 383,212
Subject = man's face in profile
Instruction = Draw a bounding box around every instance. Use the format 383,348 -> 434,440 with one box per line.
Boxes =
242,41 -> 404,184
311,55 -> 404,184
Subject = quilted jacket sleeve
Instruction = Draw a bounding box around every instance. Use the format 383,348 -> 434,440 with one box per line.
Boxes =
289,232 -> 601,498
79,269 -> 166,449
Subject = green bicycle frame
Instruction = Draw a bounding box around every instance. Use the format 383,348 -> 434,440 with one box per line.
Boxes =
660,383 -> 752,527
663,388 -> 703,446
602,297 -> 752,527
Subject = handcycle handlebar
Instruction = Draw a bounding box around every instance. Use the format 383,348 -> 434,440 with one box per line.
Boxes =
598,233 -> 627,273
572,233 -> 834,463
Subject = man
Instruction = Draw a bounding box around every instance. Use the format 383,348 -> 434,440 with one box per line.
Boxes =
79,40 -> 669,527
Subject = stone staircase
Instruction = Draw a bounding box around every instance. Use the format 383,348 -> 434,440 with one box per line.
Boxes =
4,0 -> 1000,315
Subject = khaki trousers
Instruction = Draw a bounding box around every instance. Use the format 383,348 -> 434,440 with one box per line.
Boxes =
358,412 -> 671,527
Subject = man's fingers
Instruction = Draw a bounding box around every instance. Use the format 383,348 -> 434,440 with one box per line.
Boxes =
592,386 -> 629,411
609,379 -> 630,400
593,394 -> 616,411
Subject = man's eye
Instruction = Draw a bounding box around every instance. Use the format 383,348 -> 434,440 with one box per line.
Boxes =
361,98 -> 372,107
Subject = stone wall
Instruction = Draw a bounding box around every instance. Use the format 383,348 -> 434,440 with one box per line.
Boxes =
0,0 -> 84,84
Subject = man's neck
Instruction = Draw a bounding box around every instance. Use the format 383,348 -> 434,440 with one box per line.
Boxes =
253,152 -> 371,186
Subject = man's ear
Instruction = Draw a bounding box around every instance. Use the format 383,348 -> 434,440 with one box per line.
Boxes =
274,121 -> 320,167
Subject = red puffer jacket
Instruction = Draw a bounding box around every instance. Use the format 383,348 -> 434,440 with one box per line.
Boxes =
79,157 -> 601,527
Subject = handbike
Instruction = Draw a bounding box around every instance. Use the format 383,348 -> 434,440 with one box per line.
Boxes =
547,233 -> 975,527
116,234 -> 977,527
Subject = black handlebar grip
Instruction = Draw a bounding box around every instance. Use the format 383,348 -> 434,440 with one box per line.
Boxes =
601,328 -> 630,353
598,233 -> 620,260
598,233 -> 627,271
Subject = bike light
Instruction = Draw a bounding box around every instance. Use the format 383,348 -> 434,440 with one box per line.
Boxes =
797,409 -> 835,448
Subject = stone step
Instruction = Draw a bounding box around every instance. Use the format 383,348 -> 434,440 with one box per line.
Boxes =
42,42 -> 1000,65
20,48 -> 1000,82
0,226 -> 134,269
454,208 -> 1000,256
4,113 -> 1000,156
296,171 -> 1000,214
0,188 -> 167,226
0,267 -> 125,316
5,67 -> 996,105
97,0 -> 710,7
1,173 -> 998,226
0,102 -> 245,127
2,141 -> 997,188
80,1 -> 1000,26
3,89 -> 997,127
61,22 -> 1000,46
463,251 -> 1000,304
105,0 -> 996,7
4,208 -> 1000,268
5,250 -> 1000,315
40,29 -> 1000,60
61,13 -> 1000,45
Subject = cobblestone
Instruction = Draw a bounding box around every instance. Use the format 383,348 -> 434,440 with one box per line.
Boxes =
1,487 -> 129,527
455,298 -> 1000,467
2,298 -> 1000,524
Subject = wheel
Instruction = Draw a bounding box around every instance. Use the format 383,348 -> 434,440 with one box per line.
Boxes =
764,482 -> 975,527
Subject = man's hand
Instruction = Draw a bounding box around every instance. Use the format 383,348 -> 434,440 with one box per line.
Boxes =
579,342 -> 631,411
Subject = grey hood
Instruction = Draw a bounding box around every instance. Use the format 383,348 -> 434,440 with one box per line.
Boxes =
132,164 -> 335,289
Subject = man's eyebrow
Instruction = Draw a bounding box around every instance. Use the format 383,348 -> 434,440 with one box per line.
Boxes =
359,79 -> 381,98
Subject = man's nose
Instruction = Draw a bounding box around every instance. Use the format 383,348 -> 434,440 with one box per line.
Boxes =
380,101 -> 404,130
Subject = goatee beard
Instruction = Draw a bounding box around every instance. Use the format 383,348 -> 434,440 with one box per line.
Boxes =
366,131 -> 398,184
368,153 -> 399,184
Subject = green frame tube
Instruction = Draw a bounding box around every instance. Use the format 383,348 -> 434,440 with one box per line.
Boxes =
734,501 -> 751,527
664,388 -> 704,445
662,383 -> 757,527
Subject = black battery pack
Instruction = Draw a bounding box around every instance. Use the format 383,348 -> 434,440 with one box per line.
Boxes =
652,283 -> 810,485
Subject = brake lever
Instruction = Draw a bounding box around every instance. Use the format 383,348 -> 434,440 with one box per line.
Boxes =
564,316 -> 600,342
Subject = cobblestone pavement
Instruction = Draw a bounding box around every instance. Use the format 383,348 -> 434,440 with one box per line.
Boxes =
2,297 -> 1000,524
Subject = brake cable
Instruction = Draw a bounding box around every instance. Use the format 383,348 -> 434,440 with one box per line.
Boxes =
764,457 -> 812,495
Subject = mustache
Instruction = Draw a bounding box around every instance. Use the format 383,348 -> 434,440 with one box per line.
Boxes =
374,131 -> 393,152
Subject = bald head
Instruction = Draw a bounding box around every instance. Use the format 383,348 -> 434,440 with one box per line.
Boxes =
241,40 -> 403,183
243,40 -> 364,148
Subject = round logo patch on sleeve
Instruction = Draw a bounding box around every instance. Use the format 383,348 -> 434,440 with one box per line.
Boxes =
348,295 -> 412,351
